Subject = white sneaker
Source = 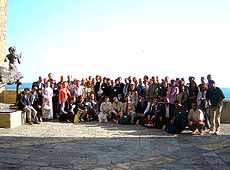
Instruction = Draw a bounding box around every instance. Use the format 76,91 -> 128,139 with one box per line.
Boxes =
215,130 -> 220,135
209,130 -> 215,134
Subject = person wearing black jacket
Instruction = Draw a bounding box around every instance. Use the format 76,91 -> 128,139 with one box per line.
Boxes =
18,88 -> 39,125
206,80 -> 225,134
114,78 -> 124,102
155,98 -> 167,129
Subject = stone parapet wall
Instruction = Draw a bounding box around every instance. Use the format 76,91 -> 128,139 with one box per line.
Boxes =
0,0 -> 7,65
221,101 -> 230,123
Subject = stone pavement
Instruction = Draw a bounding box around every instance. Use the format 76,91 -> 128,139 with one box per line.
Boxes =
0,121 -> 230,170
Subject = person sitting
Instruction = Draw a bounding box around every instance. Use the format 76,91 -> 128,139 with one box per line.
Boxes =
188,103 -> 205,135
29,86 -> 42,122
85,93 -> 98,121
74,96 -> 87,123
155,97 -> 167,129
143,97 -> 157,128
166,101 -> 188,134
135,96 -> 148,125
121,95 -> 136,124
98,96 -> 112,123
112,96 -> 123,124
64,96 -> 77,123
18,88 -> 39,125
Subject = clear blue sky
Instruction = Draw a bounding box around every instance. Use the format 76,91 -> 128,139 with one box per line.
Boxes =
6,0 -> 230,87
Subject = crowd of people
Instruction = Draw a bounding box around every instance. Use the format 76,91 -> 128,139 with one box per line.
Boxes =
17,73 -> 225,135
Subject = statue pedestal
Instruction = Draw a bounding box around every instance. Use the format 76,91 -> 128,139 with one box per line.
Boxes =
0,103 -> 24,128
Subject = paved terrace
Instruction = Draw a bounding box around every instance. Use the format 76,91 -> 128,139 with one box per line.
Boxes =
0,121 -> 230,170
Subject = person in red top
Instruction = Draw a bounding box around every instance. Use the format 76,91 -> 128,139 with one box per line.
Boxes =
58,81 -> 70,116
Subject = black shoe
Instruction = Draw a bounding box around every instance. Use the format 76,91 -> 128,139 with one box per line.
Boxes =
34,121 -> 40,124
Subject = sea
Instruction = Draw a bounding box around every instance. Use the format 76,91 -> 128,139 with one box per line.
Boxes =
5,82 -> 230,100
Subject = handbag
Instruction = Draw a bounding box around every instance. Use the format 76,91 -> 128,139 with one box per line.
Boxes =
120,114 -> 130,125
43,103 -> 51,111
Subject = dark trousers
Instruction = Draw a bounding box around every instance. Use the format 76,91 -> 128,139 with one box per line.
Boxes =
189,122 -> 204,133
169,104 -> 175,120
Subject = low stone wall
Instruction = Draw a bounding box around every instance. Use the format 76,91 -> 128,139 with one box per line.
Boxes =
221,101 -> 230,123
1,89 -> 230,122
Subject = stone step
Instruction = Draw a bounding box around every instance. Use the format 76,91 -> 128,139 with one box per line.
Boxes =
0,110 -> 23,128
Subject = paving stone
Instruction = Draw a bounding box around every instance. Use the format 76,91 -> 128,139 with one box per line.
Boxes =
17,166 -> 40,170
39,167 -> 69,170
202,152 -> 218,157
219,153 -> 230,162
115,163 -> 130,169
21,160 -> 49,166
204,157 -> 225,165
164,146 -> 207,160
190,156 -> 209,165
0,152 -> 29,159
209,165 -> 230,170
0,163 -> 18,170
0,157 -> 24,164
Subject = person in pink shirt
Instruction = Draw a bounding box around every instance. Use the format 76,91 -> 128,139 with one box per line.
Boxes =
167,79 -> 178,120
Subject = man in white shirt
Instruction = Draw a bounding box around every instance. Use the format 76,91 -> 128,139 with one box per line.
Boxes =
188,103 -> 205,135
98,96 -> 112,123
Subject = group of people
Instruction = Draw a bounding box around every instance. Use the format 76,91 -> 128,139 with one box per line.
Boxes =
17,73 -> 225,135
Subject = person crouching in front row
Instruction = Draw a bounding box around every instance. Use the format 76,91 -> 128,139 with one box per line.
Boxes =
166,101 -> 188,134
188,102 -> 205,135
98,96 -> 112,123
143,97 -> 156,128
111,96 -> 123,124
121,95 -> 136,124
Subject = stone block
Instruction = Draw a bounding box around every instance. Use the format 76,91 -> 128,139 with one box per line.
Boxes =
0,110 -> 22,128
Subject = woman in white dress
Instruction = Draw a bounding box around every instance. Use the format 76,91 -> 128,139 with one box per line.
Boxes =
42,81 -> 53,121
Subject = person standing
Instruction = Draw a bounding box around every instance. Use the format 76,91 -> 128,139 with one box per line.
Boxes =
42,81 -> 54,121
58,81 -> 70,117
167,79 -> 178,120
206,80 -> 225,134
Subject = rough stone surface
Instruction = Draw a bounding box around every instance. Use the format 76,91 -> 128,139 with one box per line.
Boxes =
0,121 -> 230,170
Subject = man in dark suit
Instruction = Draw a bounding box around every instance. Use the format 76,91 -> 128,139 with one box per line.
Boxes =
18,88 -> 39,125
32,76 -> 44,94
